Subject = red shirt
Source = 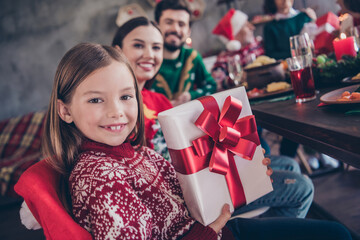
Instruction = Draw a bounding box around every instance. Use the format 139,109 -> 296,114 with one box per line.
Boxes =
215,40 -> 265,67
142,89 -> 172,149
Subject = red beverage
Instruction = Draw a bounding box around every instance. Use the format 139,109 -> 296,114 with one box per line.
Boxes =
290,66 -> 315,102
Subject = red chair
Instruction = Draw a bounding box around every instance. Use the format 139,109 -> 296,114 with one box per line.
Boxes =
14,160 -> 92,240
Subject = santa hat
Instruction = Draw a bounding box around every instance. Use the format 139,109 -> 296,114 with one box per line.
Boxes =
212,8 -> 248,51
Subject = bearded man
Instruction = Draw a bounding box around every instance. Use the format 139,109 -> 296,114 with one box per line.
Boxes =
150,0 -> 217,106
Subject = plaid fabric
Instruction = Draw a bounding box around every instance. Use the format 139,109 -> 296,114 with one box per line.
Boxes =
0,111 -> 45,197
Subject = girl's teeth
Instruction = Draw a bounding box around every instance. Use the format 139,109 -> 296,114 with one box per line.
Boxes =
110,126 -> 121,130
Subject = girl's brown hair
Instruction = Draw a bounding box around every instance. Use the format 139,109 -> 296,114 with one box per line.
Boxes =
42,42 -> 145,176
263,0 -> 278,15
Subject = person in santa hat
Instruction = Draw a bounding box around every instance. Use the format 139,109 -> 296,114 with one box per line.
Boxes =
212,8 -> 266,70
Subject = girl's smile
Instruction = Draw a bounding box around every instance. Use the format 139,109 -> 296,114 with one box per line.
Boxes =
102,123 -> 127,133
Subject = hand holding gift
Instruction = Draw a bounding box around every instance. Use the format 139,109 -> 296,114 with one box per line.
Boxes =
209,204 -> 231,234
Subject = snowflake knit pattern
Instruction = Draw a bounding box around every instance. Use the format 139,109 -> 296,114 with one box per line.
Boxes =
69,140 -> 198,240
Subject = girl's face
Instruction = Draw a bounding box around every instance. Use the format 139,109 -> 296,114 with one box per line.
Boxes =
121,25 -> 163,89
58,61 -> 138,146
275,0 -> 294,14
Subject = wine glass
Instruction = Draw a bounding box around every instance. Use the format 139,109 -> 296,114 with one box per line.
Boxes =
289,33 -> 315,57
227,54 -> 245,87
350,26 -> 360,50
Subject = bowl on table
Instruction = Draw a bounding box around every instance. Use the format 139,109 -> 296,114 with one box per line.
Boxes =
244,60 -> 286,90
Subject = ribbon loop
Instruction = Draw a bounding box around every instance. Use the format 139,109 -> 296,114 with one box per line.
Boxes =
219,96 -> 243,127
209,144 -> 229,175
219,126 -> 241,147
192,135 -> 213,157
195,109 -> 220,140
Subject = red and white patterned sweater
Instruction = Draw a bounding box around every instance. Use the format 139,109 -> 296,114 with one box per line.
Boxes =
69,140 -> 227,240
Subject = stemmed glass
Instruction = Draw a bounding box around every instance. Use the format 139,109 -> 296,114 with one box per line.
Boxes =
227,54 -> 245,87
350,26 -> 360,50
289,33 -> 315,57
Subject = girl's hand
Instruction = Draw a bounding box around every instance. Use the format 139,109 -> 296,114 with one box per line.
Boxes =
262,149 -> 273,182
208,204 -> 231,234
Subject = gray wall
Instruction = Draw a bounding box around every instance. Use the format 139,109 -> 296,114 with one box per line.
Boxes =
0,0 -> 339,121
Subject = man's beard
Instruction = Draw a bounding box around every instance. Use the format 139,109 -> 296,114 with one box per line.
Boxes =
164,41 -> 184,52
164,31 -> 185,52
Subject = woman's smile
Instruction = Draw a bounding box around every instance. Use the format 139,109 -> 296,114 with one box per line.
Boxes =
138,61 -> 155,71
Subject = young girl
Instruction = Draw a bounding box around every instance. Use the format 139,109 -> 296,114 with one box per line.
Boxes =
263,0 -> 316,60
112,17 -> 172,160
41,43 -> 352,239
42,42 -> 232,239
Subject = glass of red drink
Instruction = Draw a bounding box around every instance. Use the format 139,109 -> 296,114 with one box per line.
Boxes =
286,54 -> 316,103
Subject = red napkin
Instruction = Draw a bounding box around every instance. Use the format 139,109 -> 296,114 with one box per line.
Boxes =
317,102 -> 329,107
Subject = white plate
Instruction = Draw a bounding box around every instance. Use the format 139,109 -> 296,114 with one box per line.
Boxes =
320,84 -> 360,104
248,87 -> 293,100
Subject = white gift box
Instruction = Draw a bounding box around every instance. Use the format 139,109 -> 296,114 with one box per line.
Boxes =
158,87 -> 273,226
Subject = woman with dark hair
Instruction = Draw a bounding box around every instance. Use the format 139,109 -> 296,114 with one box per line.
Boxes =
263,0 -> 316,60
112,17 -> 173,160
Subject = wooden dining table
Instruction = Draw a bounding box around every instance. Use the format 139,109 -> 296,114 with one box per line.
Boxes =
250,86 -> 360,168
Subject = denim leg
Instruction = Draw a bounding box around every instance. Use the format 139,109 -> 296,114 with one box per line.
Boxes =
232,156 -> 314,218
267,155 -> 301,173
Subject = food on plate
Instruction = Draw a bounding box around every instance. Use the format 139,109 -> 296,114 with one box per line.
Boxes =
247,88 -> 265,98
247,81 -> 291,98
266,81 -> 291,92
244,55 -> 276,69
352,73 -> 360,80
337,90 -> 360,101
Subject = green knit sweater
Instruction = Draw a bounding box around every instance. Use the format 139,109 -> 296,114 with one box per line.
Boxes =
264,12 -> 312,60
151,47 -> 216,100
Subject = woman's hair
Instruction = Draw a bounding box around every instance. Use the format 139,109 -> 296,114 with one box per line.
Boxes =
112,16 -> 161,48
42,42 -> 145,176
263,0 -> 278,15
343,0 -> 360,14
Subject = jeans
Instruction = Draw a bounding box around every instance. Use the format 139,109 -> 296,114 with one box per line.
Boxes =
226,217 -> 352,240
232,155 -> 314,218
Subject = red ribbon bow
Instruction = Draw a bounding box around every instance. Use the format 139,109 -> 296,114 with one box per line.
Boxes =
168,95 -> 260,208
193,96 -> 260,176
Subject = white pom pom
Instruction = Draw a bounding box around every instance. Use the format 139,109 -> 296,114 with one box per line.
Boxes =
226,40 -> 241,51
20,201 -> 42,230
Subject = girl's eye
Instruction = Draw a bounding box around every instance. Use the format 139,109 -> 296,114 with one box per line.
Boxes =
121,95 -> 133,100
153,46 -> 162,51
88,98 -> 103,103
133,43 -> 143,49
